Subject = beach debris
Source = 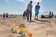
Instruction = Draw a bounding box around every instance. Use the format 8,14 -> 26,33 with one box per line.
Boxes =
21,27 -> 26,36
10,24 -> 32,36
17,26 -> 26,36
28,32 -> 32,37
11,28 -> 17,33
12,24 -> 16,29
46,34 -> 48,35
10,24 -> 27,36
10,24 -> 17,33
19,24 -> 25,28
16,30 -> 20,34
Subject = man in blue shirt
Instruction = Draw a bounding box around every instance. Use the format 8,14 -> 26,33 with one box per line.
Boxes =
34,2 -> 40,20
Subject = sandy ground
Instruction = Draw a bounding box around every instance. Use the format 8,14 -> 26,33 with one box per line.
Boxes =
0,16 -> 56,37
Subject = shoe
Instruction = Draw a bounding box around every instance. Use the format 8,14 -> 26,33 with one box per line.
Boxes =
30,20 -> 32,22
27,20 -> 29,22
36,19 -> 38,21
34,18 -> 36,20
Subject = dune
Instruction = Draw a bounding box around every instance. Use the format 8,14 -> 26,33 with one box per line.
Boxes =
0,16 -> 56,37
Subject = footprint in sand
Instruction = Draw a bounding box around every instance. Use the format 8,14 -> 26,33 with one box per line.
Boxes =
34,27 -> 42,31
55,21 -> 56,24
14,21 -> 17,23
0,29 -> 10,34
55,23 -> 56,24
36,22 -> 45,24
40,26 -> 47,29
46,30 -> 56,36
46,24 -> 53,27
1,22 -> 6,25
7,34 -> 14,37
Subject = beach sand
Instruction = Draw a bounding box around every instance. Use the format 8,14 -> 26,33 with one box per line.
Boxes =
0,16 -> 56,37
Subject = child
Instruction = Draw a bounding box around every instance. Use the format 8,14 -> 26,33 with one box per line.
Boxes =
23,11 -> 27,19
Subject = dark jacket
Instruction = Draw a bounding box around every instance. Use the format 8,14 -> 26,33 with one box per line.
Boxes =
35,5 -> 40,10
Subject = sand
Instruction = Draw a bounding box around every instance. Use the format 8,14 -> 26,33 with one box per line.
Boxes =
0,16 -> 56,37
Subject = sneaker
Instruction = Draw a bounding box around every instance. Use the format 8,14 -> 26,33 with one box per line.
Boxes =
36,19 -> 38,21
27,20 -> 29,22
34,18 -> 36,20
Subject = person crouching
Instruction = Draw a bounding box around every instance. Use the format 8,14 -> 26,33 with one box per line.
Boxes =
23,10 -> 27,19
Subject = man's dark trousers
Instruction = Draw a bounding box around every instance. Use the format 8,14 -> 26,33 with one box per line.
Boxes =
27,11 -> 32,21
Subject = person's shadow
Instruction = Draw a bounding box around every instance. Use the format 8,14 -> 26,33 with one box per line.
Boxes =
28,20 -> 36,23
28,20 -> 49,23
37,20 -> 49,22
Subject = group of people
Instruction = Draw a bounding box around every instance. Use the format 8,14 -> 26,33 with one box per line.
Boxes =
3,13 -> 8,19
23,1 -> 40,22
41,11 -> 54,18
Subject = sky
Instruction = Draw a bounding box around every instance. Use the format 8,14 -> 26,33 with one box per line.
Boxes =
0,0 -> 56,15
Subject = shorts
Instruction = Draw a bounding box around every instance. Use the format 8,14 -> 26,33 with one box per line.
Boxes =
35,9 -> 39,16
